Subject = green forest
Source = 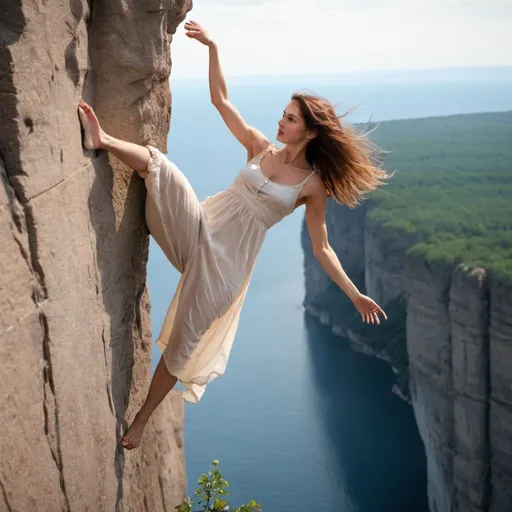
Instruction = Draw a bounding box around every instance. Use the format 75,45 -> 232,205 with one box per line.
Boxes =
366,110 -> 512,284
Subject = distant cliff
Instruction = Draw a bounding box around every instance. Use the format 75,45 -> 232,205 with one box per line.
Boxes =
302,112 -> 512,512
0,1 -> 190,510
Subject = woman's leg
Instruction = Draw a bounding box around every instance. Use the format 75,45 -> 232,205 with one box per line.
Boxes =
77,101 -> 151,178
121,355 -> 179,450
78,102 -> 179,447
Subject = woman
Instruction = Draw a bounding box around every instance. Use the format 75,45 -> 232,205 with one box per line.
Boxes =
78,20 -> 389,450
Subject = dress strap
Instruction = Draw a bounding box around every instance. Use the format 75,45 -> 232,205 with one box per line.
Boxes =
250,143 -> 274,164
295,169 -> 317,189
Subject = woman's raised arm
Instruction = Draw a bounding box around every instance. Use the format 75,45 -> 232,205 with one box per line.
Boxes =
185,20 -> 267,154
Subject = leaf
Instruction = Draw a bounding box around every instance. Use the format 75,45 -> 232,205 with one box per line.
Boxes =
174,497 -> 192,512
213,499 -> 229,510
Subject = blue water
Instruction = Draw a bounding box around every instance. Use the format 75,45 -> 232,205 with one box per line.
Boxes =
147,70 -> 512,511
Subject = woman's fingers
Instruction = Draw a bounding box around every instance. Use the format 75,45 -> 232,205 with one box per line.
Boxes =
185,28 -> 203,38
185,21 -> 202,31
377,305 -> 387,320
355,295 -> 387,324
185,29 -> 201,37
359,306 -> 385,324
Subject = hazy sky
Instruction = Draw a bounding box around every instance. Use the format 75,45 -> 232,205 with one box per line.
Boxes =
170,0 -> 512,79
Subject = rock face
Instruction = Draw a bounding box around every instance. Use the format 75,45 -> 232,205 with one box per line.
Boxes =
0,1 -> 190,510
364,223 -> 417,306
407,257 -> 512,512
302,202 -> 512,511
407,258 -> 486,512
489,280 -> 512,512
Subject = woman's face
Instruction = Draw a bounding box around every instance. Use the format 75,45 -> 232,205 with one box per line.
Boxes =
276,100 -> 311,144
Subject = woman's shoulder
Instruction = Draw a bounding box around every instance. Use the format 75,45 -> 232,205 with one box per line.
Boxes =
246,131 -> 271,161
303,172 -> 327,199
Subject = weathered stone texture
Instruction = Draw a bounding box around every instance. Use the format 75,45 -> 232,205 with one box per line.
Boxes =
364,223 -> 416,305
0,0 -> 191,510
489,280 -> 512,512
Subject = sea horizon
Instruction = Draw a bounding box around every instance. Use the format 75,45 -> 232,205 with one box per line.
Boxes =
171,64 -> 512,85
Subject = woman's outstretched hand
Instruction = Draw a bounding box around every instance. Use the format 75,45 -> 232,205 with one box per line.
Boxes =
352,293 -> 387,324
184,20 -> 214,46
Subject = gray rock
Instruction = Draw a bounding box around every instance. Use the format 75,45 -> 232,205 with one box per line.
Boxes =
0,0 -> 191,509
490,280 -> 512,406
404,257 -> 500,512
450,266 -> 490,402
490,400 -> 512,500
489,280 -> 512,512
453,395 -> 488,464
406,254 -> 453,387
490,467 -> 512,512
364,221 -> 417,305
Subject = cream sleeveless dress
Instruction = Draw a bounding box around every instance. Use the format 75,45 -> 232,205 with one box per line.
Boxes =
144,143 -> 316,403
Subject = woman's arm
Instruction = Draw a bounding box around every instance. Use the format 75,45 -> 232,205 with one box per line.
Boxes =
304,186 -> 387,324
205,40 -> 226,105
185,21 -> 266,153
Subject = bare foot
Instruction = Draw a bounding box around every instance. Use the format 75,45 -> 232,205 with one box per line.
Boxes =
121,414 -> 148,450
77,101 -> 105,151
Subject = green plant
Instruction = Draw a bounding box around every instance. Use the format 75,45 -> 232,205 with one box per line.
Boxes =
175,460 -> 263,512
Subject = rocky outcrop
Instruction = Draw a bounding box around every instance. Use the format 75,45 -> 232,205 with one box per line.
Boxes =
407,256 -> 512,512
302,201 -> 512,511
364,222 -> 418,306
449,265 -> 491,512
489,280 -> 512,511
0,1 -> 190,510
407,257 -> 487,512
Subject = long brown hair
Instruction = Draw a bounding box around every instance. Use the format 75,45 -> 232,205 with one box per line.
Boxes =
292,92 -> 391,207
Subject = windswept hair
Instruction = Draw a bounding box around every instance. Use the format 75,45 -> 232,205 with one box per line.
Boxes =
292,92 -> 392,207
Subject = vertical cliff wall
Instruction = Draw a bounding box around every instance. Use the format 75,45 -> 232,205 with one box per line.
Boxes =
364,222 -> 418,306
406,257 -> 489,512
407,256 -> 512,512
489,280 -> 512,511
303,203 -> 512,511
0,1 -> 190,510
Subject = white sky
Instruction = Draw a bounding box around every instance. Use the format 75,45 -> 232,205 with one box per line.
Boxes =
170,0 -> 512,79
